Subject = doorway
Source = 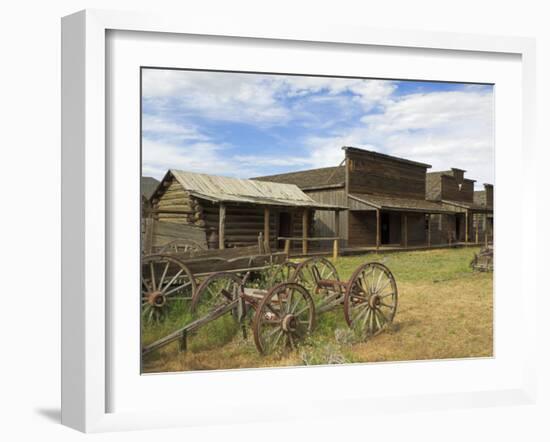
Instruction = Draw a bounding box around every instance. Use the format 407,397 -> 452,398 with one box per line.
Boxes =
381,212 -> 390,245
455,214 -> 462,241
278,212 -> 292,249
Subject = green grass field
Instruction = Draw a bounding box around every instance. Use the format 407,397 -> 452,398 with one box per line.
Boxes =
141,247 -> 493,373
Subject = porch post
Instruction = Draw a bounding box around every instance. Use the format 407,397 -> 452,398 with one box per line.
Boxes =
302,209 -> 308,255
219,203 -> 226,249
376,209 -> 380,251
263,207 -> 270,251
484,213 -> 488,247
464,209 -> 470,242
333,210 -> 340,260
427,214 -> 431,248
403,214 -> 408,248
475,214 -> 479,244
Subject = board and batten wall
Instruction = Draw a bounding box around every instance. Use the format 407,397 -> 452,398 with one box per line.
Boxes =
303,187 -> 348,245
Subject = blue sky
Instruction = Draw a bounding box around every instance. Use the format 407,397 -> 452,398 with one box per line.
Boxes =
141,69 -> 494,188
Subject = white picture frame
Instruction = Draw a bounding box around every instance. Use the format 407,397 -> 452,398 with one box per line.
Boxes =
61,9 -> 537,433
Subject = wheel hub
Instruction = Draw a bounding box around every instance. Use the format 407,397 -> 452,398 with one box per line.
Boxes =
147,291 -> 167,307
281,314 -> 297,332
368,294 -> 380,309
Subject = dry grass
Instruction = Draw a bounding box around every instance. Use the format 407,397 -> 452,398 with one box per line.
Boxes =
142,247 -> 493,373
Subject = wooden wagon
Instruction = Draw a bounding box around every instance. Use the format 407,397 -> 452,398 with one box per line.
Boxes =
141,232 -> 295,322
142,256 -> 398,356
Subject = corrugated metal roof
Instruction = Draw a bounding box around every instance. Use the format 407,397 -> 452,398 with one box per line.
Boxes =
349,193 -> 454,214
169,170 -> 345,210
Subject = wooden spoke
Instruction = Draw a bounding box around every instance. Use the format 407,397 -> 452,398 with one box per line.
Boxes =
150,262 -> 156,291
141,255 -> 196,323
344,262 -> 398,338
161,268 -> 185,294
158,261 -> 170,291
253,282 -> 315,355
191,272 -> 242,319
292,257 -> 342,312
267,261 -> 297,286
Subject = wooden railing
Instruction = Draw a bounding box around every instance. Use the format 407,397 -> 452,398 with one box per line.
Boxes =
277,236 -> 342,259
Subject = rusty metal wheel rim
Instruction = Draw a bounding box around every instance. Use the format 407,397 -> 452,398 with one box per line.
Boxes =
343,262 -> 398,339
141,254 -> 196,322
252,282 -> 315,355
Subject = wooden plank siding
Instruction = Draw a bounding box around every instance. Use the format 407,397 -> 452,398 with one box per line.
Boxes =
305,188 -> 348,243
346,150 -> 428,199
440,175 -> 475,202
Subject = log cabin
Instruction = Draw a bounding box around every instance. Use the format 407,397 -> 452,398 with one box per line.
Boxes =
148,170 -> 344,252
426,170 -> 493,245
255,146 -> 454,250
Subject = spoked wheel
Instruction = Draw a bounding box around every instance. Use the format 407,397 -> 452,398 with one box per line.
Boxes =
253,282 -> 315,355
292,257 -> 342,312
344,262 -> 398,338
191,272 -> 243,320
141,255 -> 196,322
156,239 -> 205,254
267,261 -> 298,286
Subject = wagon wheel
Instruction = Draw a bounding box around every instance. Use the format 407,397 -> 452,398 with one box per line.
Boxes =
343,262 -> 398,338
267,261 -> 298,286
141,255 -> 196,323
191,272 -> 244,321
253,282 -> 315,355
291,257 -> 342,312
156,239 -> 205,254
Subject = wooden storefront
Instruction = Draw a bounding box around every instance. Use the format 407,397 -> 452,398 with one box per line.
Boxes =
427,170 -> 494,245
255,146 -> 456,250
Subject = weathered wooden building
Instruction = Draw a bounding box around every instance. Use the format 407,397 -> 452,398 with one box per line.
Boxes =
426,169 -> 493,244
141,176 -> 160,216
148,170 -> 343,251
255,146 -> 453,249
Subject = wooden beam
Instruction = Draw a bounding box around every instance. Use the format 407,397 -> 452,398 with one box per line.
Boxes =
427,214 -> 431,248
475,216 -> 479,244
302,210 -> 309,255
376,209 -> 380,251
263,207 -> 270,251
333,210 -> 340,260
218,204 -> 226,249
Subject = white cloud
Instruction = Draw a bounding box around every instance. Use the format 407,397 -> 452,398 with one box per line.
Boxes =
303,89 -> 494,187
141,70 -> 494,187
142,115 -> 207,140
142,70 -> 396,126
142,70 -> 289,125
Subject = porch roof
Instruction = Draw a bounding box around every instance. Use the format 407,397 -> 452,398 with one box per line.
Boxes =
441,200 -> 492,213
349,193 -> 454,214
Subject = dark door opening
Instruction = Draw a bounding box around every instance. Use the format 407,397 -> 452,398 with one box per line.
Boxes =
455,214 -> 462,241
381,212 -> 390,245
278,212 -> 292,249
